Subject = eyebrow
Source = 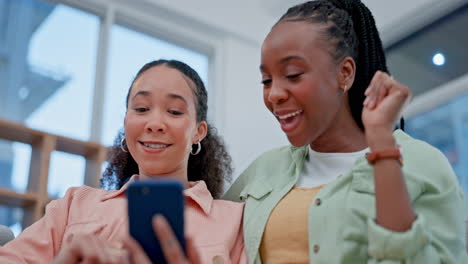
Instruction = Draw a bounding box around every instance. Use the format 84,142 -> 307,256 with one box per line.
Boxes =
131,90 -> 187,105
167,93 -> 188,105
132,90 -> 151,101
259,55 -> 306,71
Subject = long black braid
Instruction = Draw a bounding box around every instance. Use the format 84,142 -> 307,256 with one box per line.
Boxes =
278,0 -> 404,130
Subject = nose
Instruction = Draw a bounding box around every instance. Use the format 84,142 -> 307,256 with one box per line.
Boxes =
267,81 -> 288,105
145,112 -> 166,133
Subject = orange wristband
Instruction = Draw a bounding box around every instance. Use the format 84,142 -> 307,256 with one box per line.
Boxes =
365,146 -> 403,166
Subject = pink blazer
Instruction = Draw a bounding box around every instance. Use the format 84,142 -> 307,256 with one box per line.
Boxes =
0,178 -> 246,264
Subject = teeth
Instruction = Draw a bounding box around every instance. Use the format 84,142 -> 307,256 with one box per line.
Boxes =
143,143 -> 168,149
277,110 -> 303,120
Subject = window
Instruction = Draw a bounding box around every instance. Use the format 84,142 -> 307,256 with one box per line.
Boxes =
406,94 -> 468,212
0,0 -> 214,229
0,205 -> 24,237
48,151 -> 86,198
25,5 -> 99,140
2,142 -> 32,193
0,1 -> 99,141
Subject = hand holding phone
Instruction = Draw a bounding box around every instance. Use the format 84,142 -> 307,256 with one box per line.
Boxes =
127,179 -> 186,264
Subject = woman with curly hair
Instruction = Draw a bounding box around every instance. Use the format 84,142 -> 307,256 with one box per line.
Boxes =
0,59 -> 246,264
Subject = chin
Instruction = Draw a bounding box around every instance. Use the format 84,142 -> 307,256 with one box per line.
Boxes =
286,134 -> 309,147
140,164 -> 172,176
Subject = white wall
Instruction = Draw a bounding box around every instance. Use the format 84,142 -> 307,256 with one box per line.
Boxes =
220,36 -> 288,175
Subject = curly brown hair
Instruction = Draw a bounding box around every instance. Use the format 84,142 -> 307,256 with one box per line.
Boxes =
101,60 -> 232,198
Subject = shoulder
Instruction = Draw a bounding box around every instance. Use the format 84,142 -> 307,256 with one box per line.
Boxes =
65,185 -> 108,200
49,186 -> 114,209
212,199 -> 245,212
241,145 -> 296,177
209,200 -> 244,229
223,145 -> 298,201
395,130 -> 458,190
252,145 -> 294,162
396,130 -> 452,172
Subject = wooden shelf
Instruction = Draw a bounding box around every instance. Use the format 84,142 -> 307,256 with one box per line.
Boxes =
0,120 -> 43,145
0,119 -> 109,225
0,188 -> 37,208
56,135 -> 104,157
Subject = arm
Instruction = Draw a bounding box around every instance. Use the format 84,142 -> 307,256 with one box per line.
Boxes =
230,215 -> 247,264
367,129 -> 416,232
366,156 -> 467,263
362,71 -> 468,262
363,71 -> 416,232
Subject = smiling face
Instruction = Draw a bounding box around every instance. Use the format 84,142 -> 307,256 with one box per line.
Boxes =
261,21 -> 354,147
124,65 -> 207,179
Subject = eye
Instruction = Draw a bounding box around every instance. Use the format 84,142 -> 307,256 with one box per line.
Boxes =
261,79 -> 272,86
168,110 -> 183,116
286,73 -> 303,80
134,107 -> 148,113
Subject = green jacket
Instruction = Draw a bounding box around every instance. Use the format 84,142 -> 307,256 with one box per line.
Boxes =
223,130 -> 468,264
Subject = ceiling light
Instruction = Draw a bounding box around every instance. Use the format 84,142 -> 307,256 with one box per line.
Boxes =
432,53 -> 445,66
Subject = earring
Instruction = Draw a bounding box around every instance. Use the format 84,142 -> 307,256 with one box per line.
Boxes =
120,137 -> 129,153
342,85 -> 348,92
190,142 -> 201,155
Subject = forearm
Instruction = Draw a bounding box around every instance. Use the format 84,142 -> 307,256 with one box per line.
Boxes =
367,129 -> 416,232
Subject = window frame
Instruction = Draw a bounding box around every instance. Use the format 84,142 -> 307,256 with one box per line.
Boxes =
0,0 -> 228,227
50,0 -> 227,141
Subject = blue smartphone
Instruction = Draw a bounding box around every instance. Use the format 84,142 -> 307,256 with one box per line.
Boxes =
127,179 -> 186,264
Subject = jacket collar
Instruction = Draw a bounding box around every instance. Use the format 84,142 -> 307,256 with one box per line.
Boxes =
101,175 -> 213,215
287,129 -> 409,173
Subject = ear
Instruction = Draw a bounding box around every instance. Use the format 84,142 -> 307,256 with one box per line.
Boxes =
338,56 -> 356,92
193,121 -> 208,143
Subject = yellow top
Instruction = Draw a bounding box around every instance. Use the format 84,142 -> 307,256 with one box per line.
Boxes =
260,185 -> 323,264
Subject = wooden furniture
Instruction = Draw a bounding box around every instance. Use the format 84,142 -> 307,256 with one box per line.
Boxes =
0,119 -> 107,227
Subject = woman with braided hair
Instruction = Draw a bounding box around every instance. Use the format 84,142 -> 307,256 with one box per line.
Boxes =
119,1 -> 466,263
221,0 -> 468,263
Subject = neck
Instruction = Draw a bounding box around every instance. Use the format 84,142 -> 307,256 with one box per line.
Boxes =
138,168 -> 189,189
310,104 -> 367,153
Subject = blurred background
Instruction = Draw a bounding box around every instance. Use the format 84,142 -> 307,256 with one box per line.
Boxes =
1,0 -> 467,236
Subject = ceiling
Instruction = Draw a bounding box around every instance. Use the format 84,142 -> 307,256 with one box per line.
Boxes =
386,3 -> 468,96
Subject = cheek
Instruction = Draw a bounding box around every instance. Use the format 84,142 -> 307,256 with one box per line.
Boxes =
172,118 -> 197,142
124,117 -> 145,147
125,117 -> 141,135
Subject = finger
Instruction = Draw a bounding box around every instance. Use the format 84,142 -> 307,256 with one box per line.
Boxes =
365,70 -> 384,95
364,71 -> 383,107
79,234 -> 124,264
122,237 -> 152,264
186,237 -> 201,264
153,215 -> 188,264
370,71 -> 392,109
52,245 -> 82,264
80,236 -> 109,264
375,75 -> 393,106
364,71 -> 377,96
89,236 -> 110,263
103,247 -> 130,264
